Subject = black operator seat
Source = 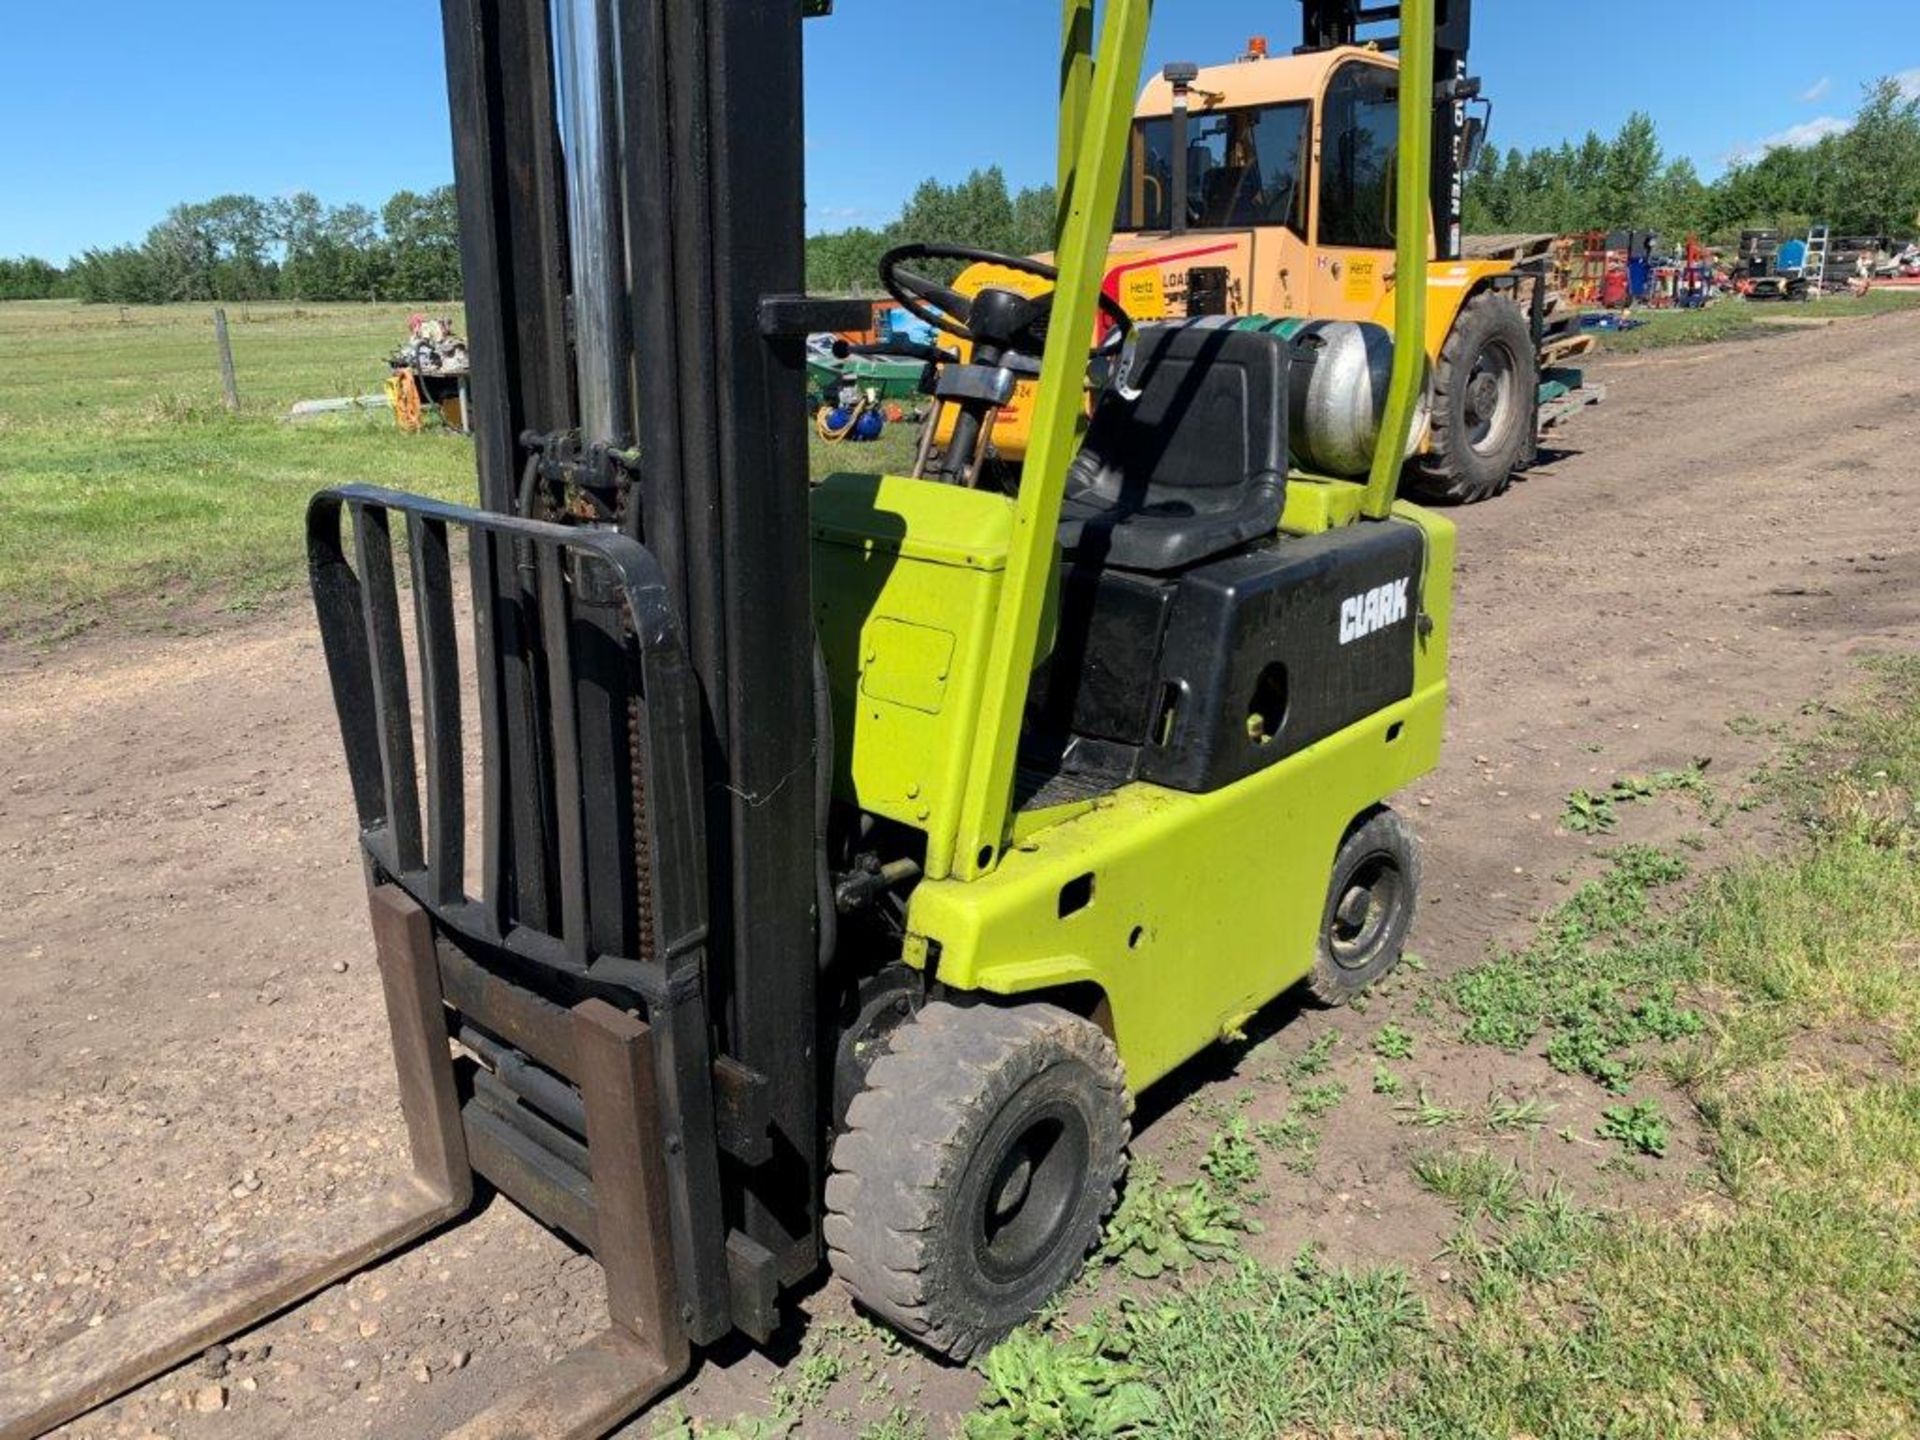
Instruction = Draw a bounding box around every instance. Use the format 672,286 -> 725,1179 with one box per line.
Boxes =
1058,323 -> 1289,575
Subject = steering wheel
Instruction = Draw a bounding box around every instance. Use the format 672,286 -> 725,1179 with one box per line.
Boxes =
879,242 -> 1134,359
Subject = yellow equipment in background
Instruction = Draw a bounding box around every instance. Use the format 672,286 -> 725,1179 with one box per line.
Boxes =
945,2 -> 1561,504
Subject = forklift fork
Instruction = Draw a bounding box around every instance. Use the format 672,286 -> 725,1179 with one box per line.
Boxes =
1,486 -> 725,1439
0,887 -> 689,1439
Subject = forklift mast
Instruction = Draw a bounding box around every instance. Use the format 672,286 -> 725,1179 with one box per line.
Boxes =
1298,0 -> 1475,262
441,0 -> 859,1329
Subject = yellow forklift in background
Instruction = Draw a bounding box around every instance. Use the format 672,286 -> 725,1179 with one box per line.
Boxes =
954,0 -> 1571,503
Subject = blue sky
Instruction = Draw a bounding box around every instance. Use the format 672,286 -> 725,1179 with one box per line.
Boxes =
1,2 -> 1913,262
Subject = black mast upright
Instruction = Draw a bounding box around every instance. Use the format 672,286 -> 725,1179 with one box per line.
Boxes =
620,0 -> 825,1292
439,0 -> 831,1337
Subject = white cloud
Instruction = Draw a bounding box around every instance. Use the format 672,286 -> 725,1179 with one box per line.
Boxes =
1724,115 -> 1851,164
1800,76 -> 1831,103
1897,67 -> 1920,100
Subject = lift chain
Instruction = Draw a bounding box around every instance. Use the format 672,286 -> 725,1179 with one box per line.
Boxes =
518,427 -> 641,522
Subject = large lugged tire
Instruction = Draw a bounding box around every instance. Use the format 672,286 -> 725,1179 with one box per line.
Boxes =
1406,291 -> 1537,504
1308,808 -> 1421,1005
825,1002 -> 1130,1360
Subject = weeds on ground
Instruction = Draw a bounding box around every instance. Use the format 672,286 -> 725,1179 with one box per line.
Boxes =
1440,1184 -> 1602,1307
1397,1085 -> 1466,1128
1292,1079 -> 1347,1118
1597,1099 -> 1671,1156
1562,787 -> 1618,834
1371,1022 -> 1415,1059
973,1250 -> 1426,1440
1252,1112 -> 1322,1173
1411,1151 -> 1523,1221
1417,662 -> 1920,1434
650,1405 -> 789,1439
1483,1094 -> 1551,1133
1200,1116 -> 1262,1193
1451,844 -> 1702,1091
1099,1163 -> 1252,1279
1288,1031 -> 1340,1078
965,1324 -> 1159,1439
1562,763 -> 1712,834
858,1410 -> 928,1440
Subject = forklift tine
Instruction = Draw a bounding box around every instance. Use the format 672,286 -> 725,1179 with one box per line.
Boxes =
0,1182 -> 461,1440
0,888 -> 470,1440
442,1326 -> 681,1440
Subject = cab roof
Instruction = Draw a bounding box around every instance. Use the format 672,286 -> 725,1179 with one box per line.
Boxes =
1132,43 -> 1390,115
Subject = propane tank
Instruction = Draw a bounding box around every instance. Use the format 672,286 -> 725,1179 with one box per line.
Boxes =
1237,317 -> 1430,478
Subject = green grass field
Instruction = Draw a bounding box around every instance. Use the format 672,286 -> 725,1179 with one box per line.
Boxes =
7,285 -> 1911,644
1598,286 -> 1920,354
0,300 -> 477,641
0,299 -> 930,643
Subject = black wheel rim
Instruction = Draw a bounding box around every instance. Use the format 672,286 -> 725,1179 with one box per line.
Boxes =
968,1094 -> 1091,1286
1463,341 -> 1518,455
1329,850 -> 1404,970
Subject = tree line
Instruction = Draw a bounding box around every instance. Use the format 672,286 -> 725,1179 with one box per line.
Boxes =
808,80 -> 1920,287
1466,77 -> 1920,241
805,166 -> 1057,293
6,78 -> 1914,308
0,188 -> 461,304
803,79 -> 1918,294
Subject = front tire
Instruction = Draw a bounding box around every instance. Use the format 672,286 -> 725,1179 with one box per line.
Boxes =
1406,291 -> 1537,504
825,1002 -> 1130,1360
1308,808 -> 1421,1005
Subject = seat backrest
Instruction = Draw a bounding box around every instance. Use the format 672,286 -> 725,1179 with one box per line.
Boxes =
1080,323 -> 1289,505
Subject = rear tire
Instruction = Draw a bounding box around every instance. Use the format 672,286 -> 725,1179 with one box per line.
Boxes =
1406,291 -> 1537,504
825,1001 -> 1129,1360
1308,808 -> 1421,1005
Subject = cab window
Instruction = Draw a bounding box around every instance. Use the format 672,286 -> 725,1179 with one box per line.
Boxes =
1117,102 -> 1310,234
1317,61 -> 1398,249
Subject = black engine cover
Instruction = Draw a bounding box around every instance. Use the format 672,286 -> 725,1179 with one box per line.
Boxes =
1027,520 -> 1428,799
1139,521 -> 1425,792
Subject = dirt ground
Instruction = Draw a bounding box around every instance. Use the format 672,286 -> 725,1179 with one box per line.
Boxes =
3,307 -> 1917,1438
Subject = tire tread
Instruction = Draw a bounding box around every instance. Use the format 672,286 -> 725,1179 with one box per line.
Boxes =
826,1001 -> 1129,1359
1407,290 -> 1536,504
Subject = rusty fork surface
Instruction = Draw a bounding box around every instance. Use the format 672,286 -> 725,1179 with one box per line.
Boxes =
0,885 -> 689,1440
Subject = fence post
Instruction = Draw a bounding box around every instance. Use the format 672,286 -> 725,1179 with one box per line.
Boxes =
213,307 -> 240,412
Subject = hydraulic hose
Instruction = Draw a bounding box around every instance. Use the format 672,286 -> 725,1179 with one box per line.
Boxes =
815,396 -> 870,443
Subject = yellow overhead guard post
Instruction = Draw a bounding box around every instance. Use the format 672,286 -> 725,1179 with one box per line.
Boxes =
1363,0 -> 1435,519
1058,0 -> 1093,212
951,0 -> 1154,882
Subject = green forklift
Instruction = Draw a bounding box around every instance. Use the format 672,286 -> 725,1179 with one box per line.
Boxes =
0,0 -> 1451,1433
